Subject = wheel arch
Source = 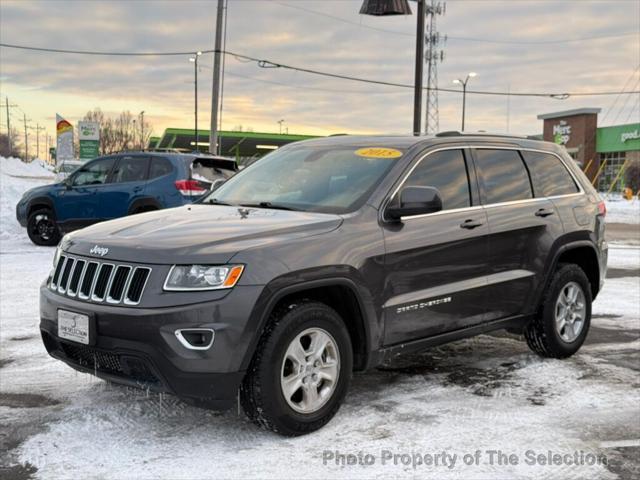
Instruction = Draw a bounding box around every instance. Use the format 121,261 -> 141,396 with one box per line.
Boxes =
127,197 -> 162,215
27,196 -> 55,218
242,277 -> 375,373
547,240 -> 601,300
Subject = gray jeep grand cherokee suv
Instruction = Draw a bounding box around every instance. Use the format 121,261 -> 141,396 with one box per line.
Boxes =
40,133 -> 607,435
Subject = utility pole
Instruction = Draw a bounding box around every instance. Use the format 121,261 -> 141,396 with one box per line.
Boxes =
5,97 -> 10,155
5,97 -> 18,156
23,113 -> 29,161
190,52 -> 202,150
140,111 -> 145,149
424,1 -> 446,135
209,0 -> 225,154
34,124 -> 45,159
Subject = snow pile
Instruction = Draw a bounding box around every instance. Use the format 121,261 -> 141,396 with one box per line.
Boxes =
0,157 -> 55,248
0,156 -> 54,178
604,195 -> 640,225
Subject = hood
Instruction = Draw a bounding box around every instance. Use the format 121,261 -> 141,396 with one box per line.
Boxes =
63,205 -> 342,264
22,182 -> 61,199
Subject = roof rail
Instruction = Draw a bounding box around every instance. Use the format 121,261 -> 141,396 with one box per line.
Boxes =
435,131 -> 528,139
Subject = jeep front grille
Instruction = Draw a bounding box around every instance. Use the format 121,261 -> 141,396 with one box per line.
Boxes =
50,255 -> 151,306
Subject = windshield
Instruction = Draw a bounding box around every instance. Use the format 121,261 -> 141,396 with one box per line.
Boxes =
61,163 -> 81,173
203,145 -> 402,214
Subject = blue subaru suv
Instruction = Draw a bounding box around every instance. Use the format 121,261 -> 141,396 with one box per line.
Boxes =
16,152 -> 237,246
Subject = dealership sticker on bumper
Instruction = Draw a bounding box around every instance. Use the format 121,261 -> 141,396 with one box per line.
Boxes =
58,310 -> 90,345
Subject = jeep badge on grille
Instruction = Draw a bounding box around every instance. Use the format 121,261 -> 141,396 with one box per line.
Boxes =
90,245 -> 109,257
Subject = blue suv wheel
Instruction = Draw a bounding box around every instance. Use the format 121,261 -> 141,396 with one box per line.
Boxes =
27,208 -> 61,246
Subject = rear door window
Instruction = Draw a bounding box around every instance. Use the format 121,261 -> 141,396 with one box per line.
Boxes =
112,156 -> 149,183
474,149 -> 532,204
399,148 -> 471,210
149,157 -> 174,179
521,151 -> 579,197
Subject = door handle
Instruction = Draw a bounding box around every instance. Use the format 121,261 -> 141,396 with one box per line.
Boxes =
460,219 -> 484,229
535,208 -> 555,218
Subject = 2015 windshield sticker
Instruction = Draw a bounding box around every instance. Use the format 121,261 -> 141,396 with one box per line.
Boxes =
355,147 -> 403,159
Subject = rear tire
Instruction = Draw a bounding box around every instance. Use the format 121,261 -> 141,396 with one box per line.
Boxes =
240,300 -> 352,436
525,264 -> 592,358
27,208 -> 60,246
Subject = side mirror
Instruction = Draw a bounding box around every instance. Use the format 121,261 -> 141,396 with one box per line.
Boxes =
386,186 -> 443,221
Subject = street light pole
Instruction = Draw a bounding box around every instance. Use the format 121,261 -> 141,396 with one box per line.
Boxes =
359,0 -> 422,136
453,72 -> 476,131
412,0 -> 425,136
189,52 -> 202,151
278,119 -> 285,135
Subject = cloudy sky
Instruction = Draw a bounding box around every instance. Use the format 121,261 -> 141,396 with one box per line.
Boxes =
0,0 -> 638,149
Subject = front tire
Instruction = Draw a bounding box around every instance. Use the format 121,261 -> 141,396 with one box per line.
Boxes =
525,264 -> 592,358
27,208 -> 60,246
240,300 -> 353,436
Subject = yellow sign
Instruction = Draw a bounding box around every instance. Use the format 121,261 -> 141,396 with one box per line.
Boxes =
355,147 -> 403,159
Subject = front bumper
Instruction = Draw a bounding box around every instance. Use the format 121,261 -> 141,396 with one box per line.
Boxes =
40,283 -> 264,410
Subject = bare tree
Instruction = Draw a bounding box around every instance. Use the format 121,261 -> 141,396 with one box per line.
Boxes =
0,129 -> 24,158
82,108 -> 152,154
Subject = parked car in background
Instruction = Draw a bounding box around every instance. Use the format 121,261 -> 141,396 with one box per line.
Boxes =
54,160 -> 84,182
16,151 -> 237,245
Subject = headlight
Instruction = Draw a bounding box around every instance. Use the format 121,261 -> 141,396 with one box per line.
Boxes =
53,245 -> 62,267
164,265 -> 244,291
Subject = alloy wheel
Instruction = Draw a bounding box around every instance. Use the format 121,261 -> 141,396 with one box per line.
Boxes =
280,327 -> 340,414
554,281 -> 586,343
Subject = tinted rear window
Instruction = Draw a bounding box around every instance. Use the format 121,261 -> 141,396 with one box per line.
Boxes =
190,157 -> 238,183
521,151 -> 579,197
474,149 -> 533,204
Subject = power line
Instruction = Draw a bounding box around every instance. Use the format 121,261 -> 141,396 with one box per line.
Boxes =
274,1 -> 638,45
610,78 -> 640,126
623,95 -> 640,125
224,50 -> 640,99
601,65 -> 640,124
224,70 -> 403,95
0,42 -> 205,56
2,42 -> 639,98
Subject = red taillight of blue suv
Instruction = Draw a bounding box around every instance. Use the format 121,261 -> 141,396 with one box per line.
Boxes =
174,179 -> 207,196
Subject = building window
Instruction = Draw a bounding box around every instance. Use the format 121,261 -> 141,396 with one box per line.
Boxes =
598,151 -> 627,192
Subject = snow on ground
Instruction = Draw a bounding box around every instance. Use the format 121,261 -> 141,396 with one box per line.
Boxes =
604,195 -> 640,225
0,157 -> 55,248
608,244 -> 640,270
1,162 -> 639,479
3,241 -> 638,479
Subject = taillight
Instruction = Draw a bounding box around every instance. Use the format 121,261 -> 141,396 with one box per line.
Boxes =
175,179 -> 206,196
597,200 -> 606,217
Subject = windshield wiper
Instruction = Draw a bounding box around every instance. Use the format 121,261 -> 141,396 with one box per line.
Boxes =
240,202 -> 301,211
206,198 -> 233,206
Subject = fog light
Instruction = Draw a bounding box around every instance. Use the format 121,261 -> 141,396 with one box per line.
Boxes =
175,329 -> 215,350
